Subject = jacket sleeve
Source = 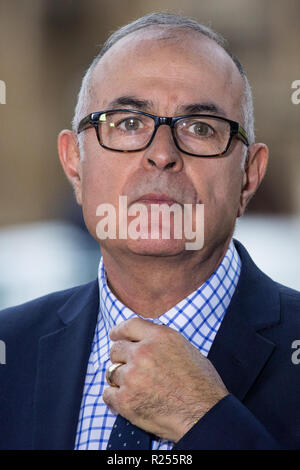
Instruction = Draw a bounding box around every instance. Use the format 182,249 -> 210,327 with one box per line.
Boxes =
173,394 -> 282,450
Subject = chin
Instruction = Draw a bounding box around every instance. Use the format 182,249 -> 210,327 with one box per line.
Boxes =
125,238 -> 187,257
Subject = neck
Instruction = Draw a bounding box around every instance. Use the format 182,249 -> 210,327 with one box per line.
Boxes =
100,239 -> 232,318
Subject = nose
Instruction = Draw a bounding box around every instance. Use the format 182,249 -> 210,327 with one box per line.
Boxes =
142,125 -> 183,172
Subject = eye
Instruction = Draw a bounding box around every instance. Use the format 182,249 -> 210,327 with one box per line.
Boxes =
118,117 -> 144,131
189,121 -> 214,137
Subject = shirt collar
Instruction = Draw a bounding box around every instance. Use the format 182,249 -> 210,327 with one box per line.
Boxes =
95,240 -> 241,368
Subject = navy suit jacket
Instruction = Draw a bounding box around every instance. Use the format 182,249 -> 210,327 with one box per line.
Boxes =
0,240 -> 299,450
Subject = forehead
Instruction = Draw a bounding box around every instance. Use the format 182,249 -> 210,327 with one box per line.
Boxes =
90,28 -> 244,118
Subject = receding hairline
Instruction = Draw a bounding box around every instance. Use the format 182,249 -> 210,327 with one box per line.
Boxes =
91,25 -> 244,88
86,25 -> 245,120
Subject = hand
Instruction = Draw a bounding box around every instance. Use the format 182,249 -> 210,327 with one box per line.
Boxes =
103,317 -> 228,442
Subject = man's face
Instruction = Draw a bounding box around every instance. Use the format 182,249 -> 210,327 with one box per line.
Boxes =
76,29 -> 247,259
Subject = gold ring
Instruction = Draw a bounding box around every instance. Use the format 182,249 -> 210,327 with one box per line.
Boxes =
106,362 -> 124,387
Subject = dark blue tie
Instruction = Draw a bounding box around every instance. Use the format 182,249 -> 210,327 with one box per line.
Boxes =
107,414 -> 151,450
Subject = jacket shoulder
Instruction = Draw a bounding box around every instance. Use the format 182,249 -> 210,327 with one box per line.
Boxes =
276,282 -> 300,326
0,280 -> 98,337
276,282 -> 300,299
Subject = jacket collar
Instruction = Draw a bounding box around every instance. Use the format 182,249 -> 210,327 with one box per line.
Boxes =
230,240 -> 280,330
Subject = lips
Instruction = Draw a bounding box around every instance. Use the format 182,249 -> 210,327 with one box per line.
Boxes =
134,193 -> 178,206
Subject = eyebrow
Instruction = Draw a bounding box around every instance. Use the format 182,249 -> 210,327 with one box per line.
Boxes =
106,96 -> 153,111
181,102 -> 227,117
105,95 -> 226,117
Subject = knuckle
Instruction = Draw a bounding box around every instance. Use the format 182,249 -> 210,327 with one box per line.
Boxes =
110,340 -> 127,360
122,365 -> 137,387
162,324 -> 175,337
110,341 -> 120,357
122,320 -> 130,334
126,317 -> 140,331
109,343 -> 117,358
129,317 -> 141,325
153,326 -> 164,340
160,324 -> 179,344
153,323 -> 169,339
134,343 -> 154,369
121,318 -> 138,336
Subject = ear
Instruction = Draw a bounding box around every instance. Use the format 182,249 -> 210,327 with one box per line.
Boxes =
237,143 -> 269,217
57,130 -> 83,205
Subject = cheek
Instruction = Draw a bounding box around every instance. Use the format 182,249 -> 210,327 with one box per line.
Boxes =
81,147 -> 124,205
209,173 -> 241,208
82,165 -> 105,210
193,160 -> 241,203
80,150 -> 136,239
190,160 -> 243,229
79,157 -> 118,238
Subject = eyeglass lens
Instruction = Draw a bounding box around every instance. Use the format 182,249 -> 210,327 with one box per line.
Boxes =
97,111 -> 231,155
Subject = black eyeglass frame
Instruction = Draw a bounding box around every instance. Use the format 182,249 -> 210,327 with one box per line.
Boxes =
77,108 -> 249,158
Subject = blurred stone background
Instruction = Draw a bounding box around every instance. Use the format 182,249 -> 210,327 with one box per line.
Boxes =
0,0 -> 299,308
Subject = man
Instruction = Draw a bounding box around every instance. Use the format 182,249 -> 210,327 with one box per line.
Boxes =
0,13 -> 299,450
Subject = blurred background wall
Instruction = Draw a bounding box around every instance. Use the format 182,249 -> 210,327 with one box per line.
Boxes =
0,0 -> 299,308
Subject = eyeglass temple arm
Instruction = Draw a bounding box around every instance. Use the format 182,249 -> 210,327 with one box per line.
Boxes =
237,125 -> 249,146
77,115 -> 94,134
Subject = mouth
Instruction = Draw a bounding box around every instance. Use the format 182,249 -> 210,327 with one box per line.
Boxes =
133,193 -> 179,206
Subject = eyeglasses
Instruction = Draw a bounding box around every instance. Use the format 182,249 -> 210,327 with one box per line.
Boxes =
77,109 -> 249,157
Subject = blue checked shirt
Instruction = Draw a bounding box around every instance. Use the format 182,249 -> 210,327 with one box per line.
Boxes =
75,240 -> 241,450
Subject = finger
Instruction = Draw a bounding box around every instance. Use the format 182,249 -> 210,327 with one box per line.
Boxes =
106,362 -> 128,387
102,385 -> 120,415
110,317 -> 158,342
110,340 -> 132,363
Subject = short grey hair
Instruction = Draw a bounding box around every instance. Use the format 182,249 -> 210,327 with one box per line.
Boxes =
72,12 -> 255,165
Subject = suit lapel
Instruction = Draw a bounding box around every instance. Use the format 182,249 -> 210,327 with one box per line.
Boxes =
208,240 -> 280,401
208,307 -> 276,401
33,280 -> 99,449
